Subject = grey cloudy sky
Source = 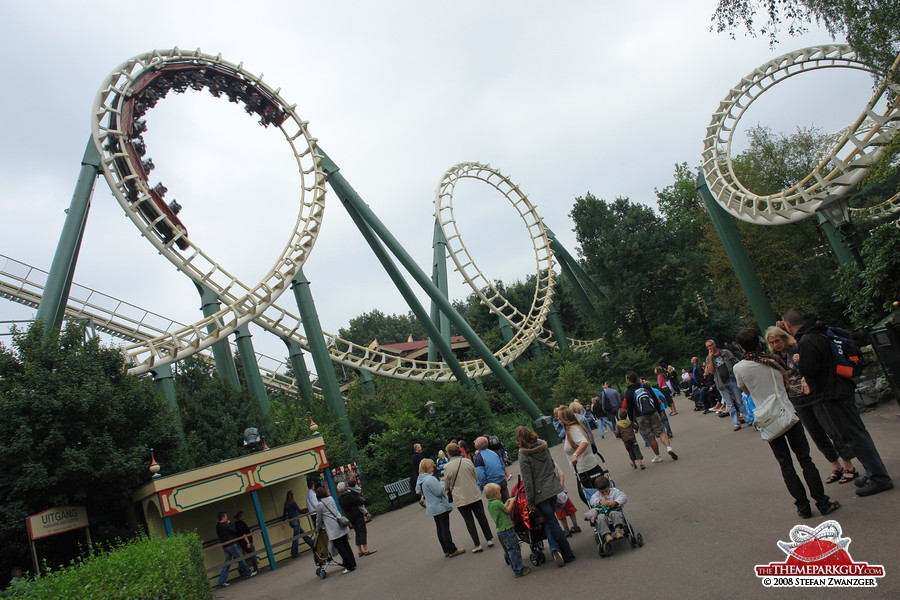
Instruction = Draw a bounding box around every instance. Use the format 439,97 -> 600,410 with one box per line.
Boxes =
0,1 -> 873,365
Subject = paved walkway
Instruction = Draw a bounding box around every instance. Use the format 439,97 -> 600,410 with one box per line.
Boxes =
216,400 -> 900,599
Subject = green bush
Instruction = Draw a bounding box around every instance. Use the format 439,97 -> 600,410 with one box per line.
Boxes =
8,534 -> 209,600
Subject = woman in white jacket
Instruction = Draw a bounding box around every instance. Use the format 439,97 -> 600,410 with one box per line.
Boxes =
315,487 -> 357,573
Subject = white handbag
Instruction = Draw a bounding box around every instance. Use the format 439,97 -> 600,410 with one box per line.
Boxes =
752,367 -> 799,442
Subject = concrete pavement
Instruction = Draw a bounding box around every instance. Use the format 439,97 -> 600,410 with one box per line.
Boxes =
215,399 -> 900,599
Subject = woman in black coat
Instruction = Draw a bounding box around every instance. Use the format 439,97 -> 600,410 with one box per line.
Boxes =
338,480 -> 375,557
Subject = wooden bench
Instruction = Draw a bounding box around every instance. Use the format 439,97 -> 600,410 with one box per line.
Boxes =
384,478 -> 414,507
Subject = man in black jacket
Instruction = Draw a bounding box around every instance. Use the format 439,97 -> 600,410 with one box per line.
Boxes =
781,309 -> 892,497
216,512 -> 255,587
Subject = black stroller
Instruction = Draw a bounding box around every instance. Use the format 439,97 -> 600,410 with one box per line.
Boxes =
510,475 -> 547,566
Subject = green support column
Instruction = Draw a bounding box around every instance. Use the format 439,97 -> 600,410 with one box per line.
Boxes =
234,323 -> 271,421
428,220 -> 452,364
334,174 -> 475,390
815,213 -> 857,267
36,138 -> 102,337
498,315 -> 514,343
529,339 -> 544,357
194,283 -> 241,389
284,338 -> 314,411
357,368 -> 375,395
317,147 -> 544,421
544,224 -> 606,321
697,173 -> 777,334
547,303 -> 569,351
291,268 -> 358,455
150,364 -> 185,440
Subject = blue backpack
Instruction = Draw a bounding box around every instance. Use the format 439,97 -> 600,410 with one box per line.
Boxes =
633,385 -> 657,416
823,326 -> 863,379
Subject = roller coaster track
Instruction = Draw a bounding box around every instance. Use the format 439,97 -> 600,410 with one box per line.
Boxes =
0,254 -> 302,396
702,44 -> 900,225
89,48 -> 597,382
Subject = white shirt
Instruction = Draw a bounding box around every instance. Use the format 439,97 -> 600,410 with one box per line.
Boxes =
306,488 -> 319,512
563,424 -> 598,473
733,359 -> 786,403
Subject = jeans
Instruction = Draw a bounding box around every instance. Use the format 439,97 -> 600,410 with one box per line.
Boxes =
290,519 -> 314,557
719,381 -> 748,427
536,498 -> 575,561
497,528 -> 525,575
597,416 -> 615,436
768,421 -> 830,512
659,410 -> 673,437
218,543 -> 250,585
433,510 -> 457,555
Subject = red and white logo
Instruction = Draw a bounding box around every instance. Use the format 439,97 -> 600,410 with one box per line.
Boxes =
755,520 -> 884,587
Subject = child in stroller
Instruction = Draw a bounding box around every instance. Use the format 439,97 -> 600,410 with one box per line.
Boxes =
583,475 -> 643,557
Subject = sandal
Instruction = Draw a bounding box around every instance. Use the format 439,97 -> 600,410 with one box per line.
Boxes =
825,469 -> 843,484
838,468 -> 858,484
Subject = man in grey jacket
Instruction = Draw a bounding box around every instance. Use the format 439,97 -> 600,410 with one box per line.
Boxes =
705,339 -> 749,431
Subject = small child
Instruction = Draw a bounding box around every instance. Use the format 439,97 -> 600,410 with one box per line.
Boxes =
485,483 -> 530,578
552,462 -> 580,536
615,408 -> 645,470
584,475 -> 628,543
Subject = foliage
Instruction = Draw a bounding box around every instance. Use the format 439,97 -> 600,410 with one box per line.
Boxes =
550,362 -> 597,408
173,356 -> 268,466
337,308 -> 427,347
7,534 -> 209,600
711,1 -> 900,79
0,322 -> 187,576
833,223 -> 900,328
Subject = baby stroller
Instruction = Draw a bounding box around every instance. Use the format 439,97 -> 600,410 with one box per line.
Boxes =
582,476 -> 643,558
312,529 -> 343,579
509,476 -> 547,566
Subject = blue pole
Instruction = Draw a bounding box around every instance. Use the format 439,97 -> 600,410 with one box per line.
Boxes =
250,489 -> 277,571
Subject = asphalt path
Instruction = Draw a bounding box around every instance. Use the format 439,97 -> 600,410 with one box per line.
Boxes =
217,399 -> 900,599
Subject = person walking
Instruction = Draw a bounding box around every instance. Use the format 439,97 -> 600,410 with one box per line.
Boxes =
215,512 -> 255,587
443,442 -> 494,552
283,490 -> 314,558
315,486 -> 357,573
516,426 -> 576,568
233,510 -> 258,573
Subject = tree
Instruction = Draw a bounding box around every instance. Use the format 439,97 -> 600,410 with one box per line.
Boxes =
337,309 -> 427,347
833,223 -> 900,328
550,362 -> 596,408
570,194 -> 685,349
712,1 -> 900,79
0,322 -> 186,572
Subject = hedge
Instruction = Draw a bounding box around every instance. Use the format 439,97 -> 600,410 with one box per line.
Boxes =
7,533 -> 210,600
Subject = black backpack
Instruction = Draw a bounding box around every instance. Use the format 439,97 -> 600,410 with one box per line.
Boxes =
823,326 -> 864,379
633,385 -> 657,416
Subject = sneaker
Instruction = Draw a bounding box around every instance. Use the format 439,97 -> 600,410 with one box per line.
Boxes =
667,448 -> 678,460
651,456 -> 663,463
487,540 -> 494,547
552,549 -> 564,567
515,567 -> 532,578
249,570 -> 258,578
342,568 -> 351,574
221,582 -> 230,587
631,463 -> 637,469
471,545 -> 483,553
570,525 -> 581,534
448,548 -> 465,558
639,464 -> 646,470
854,475 -> 870,488
563,528 -> 572,537
856,479 -> 894,497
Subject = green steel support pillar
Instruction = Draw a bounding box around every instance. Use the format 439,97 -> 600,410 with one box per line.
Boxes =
317,147 -> 543,421
428,220 -> 452,364
544,224 -> 606,321
816,213 -> 857,267
697,173 -> 777,334
529,339 -> 544,357
547,303 -> 569,351
36,138 -> 102,337
357,368 -> 375,395
234,323 -> 271,421
498,315 -> 514,343
329,167 -> 475,391
284,338 -> 314,410
290,268 -> 358,455
150,363 -> 185,440
194,283 -> 241,389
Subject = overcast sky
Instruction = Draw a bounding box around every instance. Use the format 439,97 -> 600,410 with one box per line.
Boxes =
0,1 -> 874,367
